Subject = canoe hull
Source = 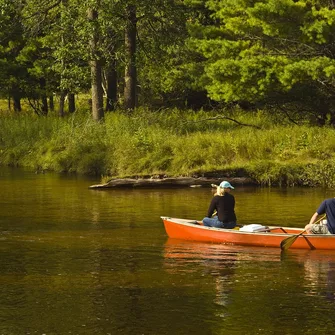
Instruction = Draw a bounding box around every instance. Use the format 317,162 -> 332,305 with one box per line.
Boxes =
161,217 -> 335,250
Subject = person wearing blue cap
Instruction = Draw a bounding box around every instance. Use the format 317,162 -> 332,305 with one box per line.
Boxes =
200,180 -> 237,228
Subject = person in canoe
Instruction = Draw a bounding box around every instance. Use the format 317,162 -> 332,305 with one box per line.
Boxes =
199,181 -> 237,228
305,198 -> 335,234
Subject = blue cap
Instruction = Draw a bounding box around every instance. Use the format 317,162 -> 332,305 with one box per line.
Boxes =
219,181 -> 234,189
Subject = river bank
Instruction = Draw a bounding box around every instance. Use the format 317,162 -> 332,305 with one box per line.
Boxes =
2,109 -> 335,188
89,176 -> 255,189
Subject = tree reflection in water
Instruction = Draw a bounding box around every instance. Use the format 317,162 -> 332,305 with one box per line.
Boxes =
163,239 -> 283,316
282,250 -> 335,302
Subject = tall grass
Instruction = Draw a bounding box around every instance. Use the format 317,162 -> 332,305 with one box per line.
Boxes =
1,108 -> 335,186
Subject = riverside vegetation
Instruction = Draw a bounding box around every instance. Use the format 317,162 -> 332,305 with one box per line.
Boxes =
2,1 -> 335,188
1,106 -> 335,188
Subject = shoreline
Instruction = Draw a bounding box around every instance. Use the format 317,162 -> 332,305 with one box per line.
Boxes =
89,176 -> 256,189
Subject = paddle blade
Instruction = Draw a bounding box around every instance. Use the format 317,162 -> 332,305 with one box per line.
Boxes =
280,230 -> 305,250
280,235 -> 299,250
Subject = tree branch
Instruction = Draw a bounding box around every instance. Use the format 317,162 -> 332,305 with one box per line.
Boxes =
276,105 -> 299,125
184,115 -> 262,129
24,0 -> 62,19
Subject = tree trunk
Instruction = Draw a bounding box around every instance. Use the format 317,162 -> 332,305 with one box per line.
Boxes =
68,93 -> 75,113
13,91 -> 21,112
40,78 -> 48,115
88,5 -> 104,121
49,95 -> 54,111
42,97 -> 48,115
105,59 -> 117,111
124,4 -> 137,111
59,90 -> 66,117
59,0 -> 68,117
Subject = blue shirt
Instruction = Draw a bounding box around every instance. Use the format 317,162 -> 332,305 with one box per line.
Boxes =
317,198 -> 335,234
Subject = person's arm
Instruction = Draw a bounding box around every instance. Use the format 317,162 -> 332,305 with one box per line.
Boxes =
207,197 -> 217,217
308,212 -> 319,225
309,200 -> 327,224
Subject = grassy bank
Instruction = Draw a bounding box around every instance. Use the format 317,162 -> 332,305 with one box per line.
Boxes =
1,108 -> 335,187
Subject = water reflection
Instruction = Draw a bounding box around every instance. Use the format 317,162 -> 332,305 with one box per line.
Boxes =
163,239 -> 284,318
164,238 -> 335,322
3,167 -> 335,334
281,250 -> 335,302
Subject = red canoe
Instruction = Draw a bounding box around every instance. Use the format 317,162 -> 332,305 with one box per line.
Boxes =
161,217 -> 335,250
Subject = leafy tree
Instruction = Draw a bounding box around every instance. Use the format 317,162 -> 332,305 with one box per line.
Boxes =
87,0 -> 104,121
0,0 -> 222,117
0,0 -> 27,111
21,0 -> 90,116
188,0 -> 335,125
135,0 -> 209,109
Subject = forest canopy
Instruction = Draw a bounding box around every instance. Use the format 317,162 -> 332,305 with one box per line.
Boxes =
1,0 -> 335,125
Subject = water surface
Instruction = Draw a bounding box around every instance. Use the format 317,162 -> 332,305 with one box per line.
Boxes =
0,167 -> 334,334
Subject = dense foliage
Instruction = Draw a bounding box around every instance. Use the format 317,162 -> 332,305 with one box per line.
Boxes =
2,1 -> 335,184
0,0 -> 335,123
187,0 -> 335,125
2,109 -> 335,186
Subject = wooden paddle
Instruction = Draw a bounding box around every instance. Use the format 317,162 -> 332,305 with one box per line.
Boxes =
280,214 -> 326,251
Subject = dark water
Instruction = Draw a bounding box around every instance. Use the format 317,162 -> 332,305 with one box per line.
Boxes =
1,167 -> 335,334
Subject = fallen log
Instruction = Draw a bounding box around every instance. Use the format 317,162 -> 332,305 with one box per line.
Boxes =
89,177 -> 256,189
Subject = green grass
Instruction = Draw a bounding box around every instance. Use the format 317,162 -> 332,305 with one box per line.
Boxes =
1,106 -> 335,187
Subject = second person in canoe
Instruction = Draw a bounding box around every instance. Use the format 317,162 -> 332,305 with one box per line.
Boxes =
200,180 -> 237,229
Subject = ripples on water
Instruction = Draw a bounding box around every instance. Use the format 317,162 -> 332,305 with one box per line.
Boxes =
1,167 -> 335,334
162,240 -> 335,333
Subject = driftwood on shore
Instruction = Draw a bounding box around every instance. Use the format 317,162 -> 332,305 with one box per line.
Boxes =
89,177 -> 256,189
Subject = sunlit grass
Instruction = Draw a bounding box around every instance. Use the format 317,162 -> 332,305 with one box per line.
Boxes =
1,105 -> 335,186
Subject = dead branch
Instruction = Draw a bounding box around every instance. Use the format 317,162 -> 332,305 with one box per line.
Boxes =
185,115 -> 262,129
